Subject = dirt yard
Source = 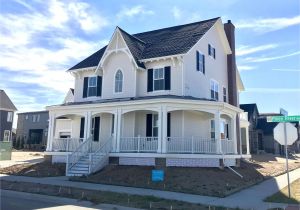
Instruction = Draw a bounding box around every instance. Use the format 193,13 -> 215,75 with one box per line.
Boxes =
72,154 -> 300,197
0,151 -> 44,168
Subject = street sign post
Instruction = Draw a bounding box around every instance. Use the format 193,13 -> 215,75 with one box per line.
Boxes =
273,120 -> 298,198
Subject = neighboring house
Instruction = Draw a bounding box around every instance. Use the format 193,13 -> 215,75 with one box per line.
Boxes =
45,17 -> 250,176
16,111 -> 49,148
240,104 -> 300,155
0,89 -> 17,141
63,88 -> 74,103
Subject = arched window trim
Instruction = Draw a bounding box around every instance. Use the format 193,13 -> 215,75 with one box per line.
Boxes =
114,69 -> 123,93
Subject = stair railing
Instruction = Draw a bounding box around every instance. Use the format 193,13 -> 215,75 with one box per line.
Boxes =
89,137 -> 112,174
66,136 -> 92,174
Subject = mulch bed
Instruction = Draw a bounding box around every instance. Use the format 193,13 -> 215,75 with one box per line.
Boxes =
0,161 -> 65,177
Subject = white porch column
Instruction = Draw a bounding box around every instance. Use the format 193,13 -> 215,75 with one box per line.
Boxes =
214,111 -> 221,154
157,107 -> 162,153
46,113 -> 54,151
231,113 -> 238,154
116,109 -> 122,152
161,106 -> 168,153
112,112 -> 118,152
246,126 -> 250,155
84,111 -> 92,140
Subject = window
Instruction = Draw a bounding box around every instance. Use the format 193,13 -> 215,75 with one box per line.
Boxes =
3,130 -> 10,141
223,87 -> 227,102
220,121 -> 229,139
208,44 -> 216,59
25,115 -> 28,120
32,114 -> 40,123
152,114 -> 159,137
88,76 -> 97,97
7,112 -> 13,122
153,68 -> 165,91
210,80 -> 219,100
115,70 -> 123,93
196,51 -> 205,73
210,120 -> 215,139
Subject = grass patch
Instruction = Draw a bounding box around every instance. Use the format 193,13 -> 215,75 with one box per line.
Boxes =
265,178 -> 300,204
0,180 -> 240,210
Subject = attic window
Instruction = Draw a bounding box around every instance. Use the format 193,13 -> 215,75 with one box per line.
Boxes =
208,44 -> 216,59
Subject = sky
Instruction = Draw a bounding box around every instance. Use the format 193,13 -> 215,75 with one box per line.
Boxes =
0,0 -> 299,128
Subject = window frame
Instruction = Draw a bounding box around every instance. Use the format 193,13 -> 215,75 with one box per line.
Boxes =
196,50 -> 205,74
210,80 -> 219,101
208,44 -> 216,59
7,112 -> 13,122
114,69 -> 123,93
210,120 -> 215,139
153,68 -> 165,91
3,130 -> 10,141
223,86 -> 227,102
152,114 -> 159,137
87,76 -> 97,97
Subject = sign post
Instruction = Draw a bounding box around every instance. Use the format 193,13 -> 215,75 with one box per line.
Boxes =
271,114 -> 299,198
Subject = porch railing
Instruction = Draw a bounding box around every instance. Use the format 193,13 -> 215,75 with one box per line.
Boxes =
166,137 -> 217,154
120,137 -> 158,152
221,139 -> 234,154
52,138 -> 84,152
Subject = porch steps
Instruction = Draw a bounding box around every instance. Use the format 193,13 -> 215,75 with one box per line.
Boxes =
67,155 -> 90,176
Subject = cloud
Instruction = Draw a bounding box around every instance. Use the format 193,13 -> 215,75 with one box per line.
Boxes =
244,51 -> 300,63
237,65 -> 256,71
172,6 -> 182,20
0,0 -> 109,113
272,68 -> 300,72
170,6 -> 201,23
244,88 -> 300,93
236,44 -> 279,56
117,5 -> 154,19
236,15 -> 300,33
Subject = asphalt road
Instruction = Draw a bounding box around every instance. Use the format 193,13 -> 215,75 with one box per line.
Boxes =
0,190 -> 139,210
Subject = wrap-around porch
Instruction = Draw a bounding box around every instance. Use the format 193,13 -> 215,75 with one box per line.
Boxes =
47,101 -> 247,155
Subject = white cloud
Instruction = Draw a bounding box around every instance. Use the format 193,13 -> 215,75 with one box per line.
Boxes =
244,51 -> 300,63
172,6 -> 182,20
236,44 -> 279,56
117,5 -> 154,19
272,68 -> 300,72
237,65 -> 256,71
170,6 -> 201,23
236,15 -> 300,33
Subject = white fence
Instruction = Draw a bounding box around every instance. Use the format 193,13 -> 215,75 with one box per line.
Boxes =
52,138 -> 84,152
120,137 -> 158,152
166,137 -> 217,154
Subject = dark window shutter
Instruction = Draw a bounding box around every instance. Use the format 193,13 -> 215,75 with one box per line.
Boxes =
146,114 -> 152,137
147,69 -> 153,92
97,76 -> 102,96
164,66 -> 171,90
80,117 -> 85,138
196,51 -> 199,71
167,113 -> 171,137
208,44 -> 211,55
202,54 -> 205,74
93,117 -> 100,141
83,77 -> 88,98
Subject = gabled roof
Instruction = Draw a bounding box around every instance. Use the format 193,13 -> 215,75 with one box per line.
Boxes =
68,17 -> 219,71
0,89 -> 17,111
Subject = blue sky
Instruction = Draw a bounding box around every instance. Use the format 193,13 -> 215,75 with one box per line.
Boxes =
0,0 -> 299,127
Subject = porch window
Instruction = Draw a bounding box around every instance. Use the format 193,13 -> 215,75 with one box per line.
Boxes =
152,114 -> 159,137
153,68 -> 165,91
210,120 -> 215,139
88,77 -> 97,97
115,70 -> 123,93
7,112 -> 13,122
223,87 -> 227,102
220,121 -> 229,139
210,80 -> 219,100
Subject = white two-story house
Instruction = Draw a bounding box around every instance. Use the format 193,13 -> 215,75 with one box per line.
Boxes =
45,17 -> 250,176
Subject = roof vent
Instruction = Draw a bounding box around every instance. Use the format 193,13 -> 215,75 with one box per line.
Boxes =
227,20 -> 232,24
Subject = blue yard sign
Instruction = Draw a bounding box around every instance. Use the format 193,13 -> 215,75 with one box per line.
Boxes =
152,170 -> 164,182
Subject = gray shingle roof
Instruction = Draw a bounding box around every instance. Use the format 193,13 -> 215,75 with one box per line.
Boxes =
68,17 -> 219,71
0,90 -> 17,111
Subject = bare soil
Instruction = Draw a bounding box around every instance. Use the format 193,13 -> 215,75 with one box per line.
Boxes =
0,180 -> 235,210
0,161 -> 65,177
71,154 -> 300,197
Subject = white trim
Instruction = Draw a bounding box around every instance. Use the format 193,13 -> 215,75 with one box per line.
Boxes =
67,66 -> 97,73
7,111 -> 13,122
140,54 -> 184,63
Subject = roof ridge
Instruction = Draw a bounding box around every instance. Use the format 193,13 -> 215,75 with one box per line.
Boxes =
133,17 -> 220,36
117,27 -> 147,44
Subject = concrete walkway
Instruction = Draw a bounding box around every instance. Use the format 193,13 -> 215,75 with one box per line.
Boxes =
1,168 -> 300,210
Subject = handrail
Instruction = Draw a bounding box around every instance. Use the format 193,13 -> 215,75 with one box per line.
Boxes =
89,137 -> 112,173
67,136 -> 92,170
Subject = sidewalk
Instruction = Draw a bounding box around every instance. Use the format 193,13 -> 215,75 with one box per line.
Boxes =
1,168 -> 300,210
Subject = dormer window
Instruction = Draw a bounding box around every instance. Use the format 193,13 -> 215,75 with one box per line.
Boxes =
88,77 -> 97,97
147,66 -> 171,92
153,68 -> 165,91
115,70 -> 123,93
83,76 -> 102,98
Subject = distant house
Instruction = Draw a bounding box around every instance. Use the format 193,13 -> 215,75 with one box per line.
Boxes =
240,103 -> 300,155
16,111 -> 49,149
0,90 -> 17,141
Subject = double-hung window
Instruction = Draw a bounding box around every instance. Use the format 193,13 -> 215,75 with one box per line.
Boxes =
153,68 -> 165,91
88,76 -> 97,97
7,112 -> 13,122
223,87 -> 227,102
196,51 -> 205,73
115,70 -> 123,93
152,114 -> 159,137
208,44 -> 216,59
210,80 -> 219,100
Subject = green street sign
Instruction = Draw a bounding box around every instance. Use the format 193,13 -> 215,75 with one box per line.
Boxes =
267,115 -> 300,122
